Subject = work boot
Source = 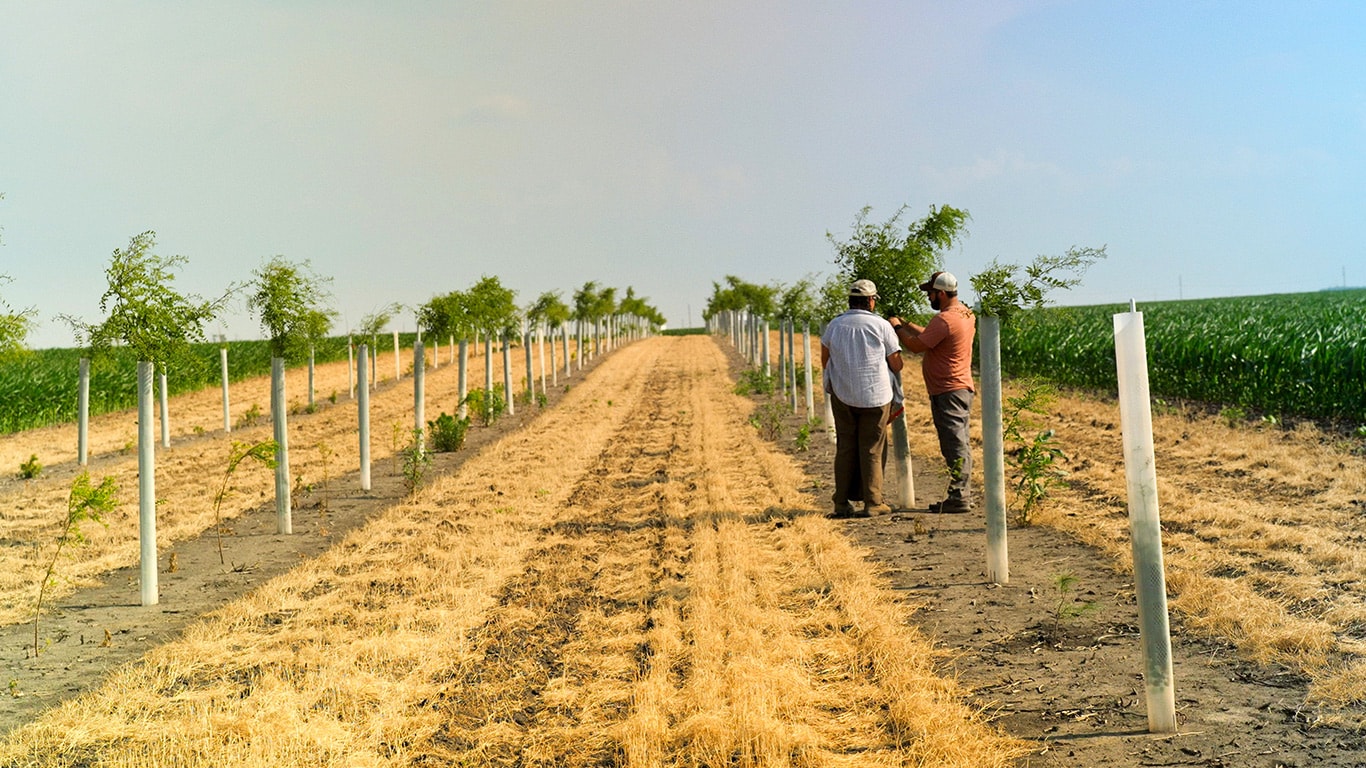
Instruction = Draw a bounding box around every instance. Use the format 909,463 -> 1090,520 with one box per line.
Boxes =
928,497 -> 972,514
827,501 -> 857,519
863,503 -> 893,517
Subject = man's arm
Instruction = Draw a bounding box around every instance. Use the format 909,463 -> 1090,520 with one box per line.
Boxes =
890,318 -> 930,354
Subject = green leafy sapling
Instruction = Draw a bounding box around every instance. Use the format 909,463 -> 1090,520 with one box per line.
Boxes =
427,412 -> 470,452
1003,381 -> 1069,524
212,440 -> 278,564
1049,572 -> 1100,641
34,473 -> 118,655
401,429 -> 432,493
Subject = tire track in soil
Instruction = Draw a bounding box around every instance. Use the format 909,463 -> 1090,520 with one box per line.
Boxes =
416,363 -> 689,766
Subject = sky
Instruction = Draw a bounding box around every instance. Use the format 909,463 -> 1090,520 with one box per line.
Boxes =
2,1 -> 1364,348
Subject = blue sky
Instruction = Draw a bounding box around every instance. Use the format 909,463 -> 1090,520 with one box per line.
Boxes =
2,1 -> 1363,347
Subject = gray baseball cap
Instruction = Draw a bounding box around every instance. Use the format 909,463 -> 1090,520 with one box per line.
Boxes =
849,279 -> 879,298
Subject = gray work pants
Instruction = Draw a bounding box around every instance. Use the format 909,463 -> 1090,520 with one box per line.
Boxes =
930,389 -> 974,500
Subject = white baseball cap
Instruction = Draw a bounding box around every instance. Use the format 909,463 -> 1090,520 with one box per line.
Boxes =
918,271 -> 958,292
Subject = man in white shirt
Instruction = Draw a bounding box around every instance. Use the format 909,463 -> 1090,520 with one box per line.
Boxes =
820,279 -> 903,517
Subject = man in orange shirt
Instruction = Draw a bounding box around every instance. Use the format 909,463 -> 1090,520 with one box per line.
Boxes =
889,271 -> 976,513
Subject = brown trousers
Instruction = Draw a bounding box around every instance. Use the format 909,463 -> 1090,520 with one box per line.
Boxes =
830,394 -> 891,506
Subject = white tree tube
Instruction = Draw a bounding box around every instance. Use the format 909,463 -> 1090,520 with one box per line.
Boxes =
538,323 -> 547,394
503,332 -> 515,416
788,320 -> 798,413
220,347 -> 231,432
414,342 -> 425,455
393,329 -> 401,381
137,361 -> 157,606
347,339 -> 355,399
432,337 -> 439,370
888,409 -> 915,510
308,346 -> 316,409
523,326 -> 534,402
980,315 -> 1009,585
576,323 -> 583,371
762,318 -> 771,376
159,369 -> 170,449
458,338 -> 469,420
781,318 -> 792,390
563,325 -> 571,378
78,357 -> 90,465
484,332 -> 494,396
803,322 -> 815,417
271,357 -> 292,534
550,324 -> 559,386
1114,306 -> 1178,734
358,345 -> 371,491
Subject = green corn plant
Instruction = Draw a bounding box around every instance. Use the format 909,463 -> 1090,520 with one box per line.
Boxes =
34,472 -> 118,656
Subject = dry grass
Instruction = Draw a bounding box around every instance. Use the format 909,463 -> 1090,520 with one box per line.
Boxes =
1,336 -> 1023,766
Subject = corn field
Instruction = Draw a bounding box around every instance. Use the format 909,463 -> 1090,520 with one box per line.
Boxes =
997,289 -> 1366,423
0,335 -> 407,434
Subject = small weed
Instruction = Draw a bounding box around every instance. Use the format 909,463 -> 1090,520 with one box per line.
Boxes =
235,403 -> 264,430
734,367 -> 774,396
748,401 -> 786,441
8,679 -> 17,698
18,454 -> 41,480
1219,405 -> 1248,428
536,391 -> 548,408
1049,572 -> 1099,641
328,390 -> 338,405
428,412 -> 470,453
463,387 -> 506,427
390,422 -> 407,474
317,441 -> 333,514
192,425 -> 205,436
292,474 -> 314,511
794,422 -> 811,452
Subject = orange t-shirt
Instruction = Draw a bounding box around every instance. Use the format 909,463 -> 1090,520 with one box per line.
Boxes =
918,302 -> 975,395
